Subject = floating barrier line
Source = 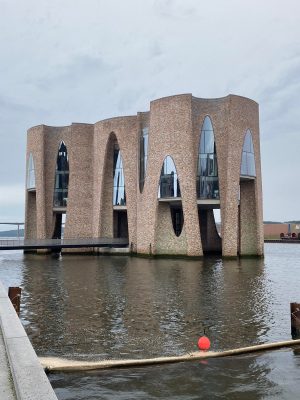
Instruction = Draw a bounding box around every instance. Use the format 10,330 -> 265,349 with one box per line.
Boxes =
40,338 -> 300,372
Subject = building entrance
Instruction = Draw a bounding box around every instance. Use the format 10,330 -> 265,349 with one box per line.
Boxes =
113,210 -> 128,239
198,208 -> 222,254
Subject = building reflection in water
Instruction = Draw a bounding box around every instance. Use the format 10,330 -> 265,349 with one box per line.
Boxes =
20,254 -> 270,363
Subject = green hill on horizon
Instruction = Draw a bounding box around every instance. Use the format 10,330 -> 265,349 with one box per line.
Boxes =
0,229 -> 24,237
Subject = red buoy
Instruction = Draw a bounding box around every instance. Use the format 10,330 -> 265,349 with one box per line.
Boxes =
198,336 -> 211,351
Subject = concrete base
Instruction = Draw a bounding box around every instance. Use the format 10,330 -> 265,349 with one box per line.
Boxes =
0,281 -> 58,400
94,247 -> 130,255
0,329 -> 16,399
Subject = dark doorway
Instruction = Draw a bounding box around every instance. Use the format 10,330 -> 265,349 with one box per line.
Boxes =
113,211 -> 128,238
53,213 -> 62,239
198,208 -> 222,254
52,213 -> 66,240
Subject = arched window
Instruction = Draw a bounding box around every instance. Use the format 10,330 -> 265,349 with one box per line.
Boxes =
53,142 -> 69,207
27,153 -> 36,190
113,145 -> 126,206
240,129 -> 256,177
158,156 -> 181,198
197,116 -> 219,199
139,127 -> 149,192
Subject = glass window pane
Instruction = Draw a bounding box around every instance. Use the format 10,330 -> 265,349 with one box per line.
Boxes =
200,155 -> 207,176
168,156 -> 175,174
27,153 -> 36,189
53,142 -> 69,206
199,132 -> 205,153
113,149 -> 126,205
158,156 -> 180,198
202,116 -> 213,131
199,177 -> 207,198
247,153 -> 256,176
240,130 -> 256,177
207,154 -> 217,176
165,157 -> 170,174
250,133 -> 254,153
116,153 -> 121,169
213,181 -> 219,199
243,130 -> 254,153
197,116 -> 219,199
241,152 -> 248,175
205,130 -> 214,153
244,132 -> 251,152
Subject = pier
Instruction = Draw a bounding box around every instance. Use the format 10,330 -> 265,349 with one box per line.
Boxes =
0,281 -> 57,399
0,237 -> 129,251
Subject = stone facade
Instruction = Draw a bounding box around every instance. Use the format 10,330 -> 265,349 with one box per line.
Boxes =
25,94 -> 264,257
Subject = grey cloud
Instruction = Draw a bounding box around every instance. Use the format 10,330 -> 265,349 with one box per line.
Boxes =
0,96 -> 47,186
34,54 -> 116,91
1,0 -> 300,222
153,0 -> 198,19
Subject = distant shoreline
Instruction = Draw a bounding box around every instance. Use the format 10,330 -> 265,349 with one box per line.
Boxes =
0,229 -> 24,237
265,239 -> 300,243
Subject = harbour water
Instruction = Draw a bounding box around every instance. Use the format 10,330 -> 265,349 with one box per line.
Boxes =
1,244 -> 300,399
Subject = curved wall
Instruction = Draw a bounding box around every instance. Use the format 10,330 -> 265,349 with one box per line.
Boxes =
25,94 -> 263,257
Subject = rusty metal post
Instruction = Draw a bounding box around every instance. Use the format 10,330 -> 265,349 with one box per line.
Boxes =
8,287 -> 21,316
291,302 -> 300,338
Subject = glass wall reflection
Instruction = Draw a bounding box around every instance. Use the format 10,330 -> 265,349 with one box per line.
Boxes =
53,142 -> 69,207
158,156 -> 181,198
139,127 -> 149,192
240,129 -> 256,177
113,146 -> 126,206
27,153 -> 36,190
197,116 -> 219,199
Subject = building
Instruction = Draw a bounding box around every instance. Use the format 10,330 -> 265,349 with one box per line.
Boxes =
25,94 -> 264,257
264,223 -> 300,240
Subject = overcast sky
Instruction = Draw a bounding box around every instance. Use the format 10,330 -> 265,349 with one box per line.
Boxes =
0,0 -> 300,226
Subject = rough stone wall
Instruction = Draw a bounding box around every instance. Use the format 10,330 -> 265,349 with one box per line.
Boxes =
93,117 -> 138,248
192,97 -> 230,255
63,124 -> 94,239
199,209 -> 222,253
97,133 -> 115,238
155,203 -> 187,255
25,192 -> 37,239
226,96 -> 263,256
137,94 -> 202,256
25,126 -> 46,239
240,180 -> 258,254
192,95 -> 263,256
42,125 -> 72,238
25,93 -> 264,257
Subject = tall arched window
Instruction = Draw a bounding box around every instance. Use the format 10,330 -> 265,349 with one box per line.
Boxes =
113,145 -> 126,206
139,127 -> 149,192
53,142 -> 69,207
158,156 -> 181,198
240,129 -> 256,177
197,116 -> 219,199
27,153 -> 36,190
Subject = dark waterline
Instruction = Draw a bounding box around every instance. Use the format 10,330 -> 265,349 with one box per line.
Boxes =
1,244 -> 300,399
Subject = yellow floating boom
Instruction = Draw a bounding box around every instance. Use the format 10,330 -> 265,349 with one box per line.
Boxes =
40,338 -> 300,372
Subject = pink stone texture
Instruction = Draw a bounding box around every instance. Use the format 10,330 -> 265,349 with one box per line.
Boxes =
25,94 -> 264,257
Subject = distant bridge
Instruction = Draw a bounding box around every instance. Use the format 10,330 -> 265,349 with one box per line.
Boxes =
0,237 -> 129,251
